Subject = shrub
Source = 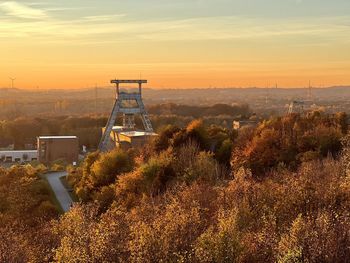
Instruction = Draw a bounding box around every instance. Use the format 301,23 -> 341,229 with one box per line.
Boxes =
51,164 -> 64,172
195,209 -> 243,263
90,149 -> 134,188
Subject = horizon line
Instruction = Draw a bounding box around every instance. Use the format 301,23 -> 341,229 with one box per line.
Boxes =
1,85 -> 350,91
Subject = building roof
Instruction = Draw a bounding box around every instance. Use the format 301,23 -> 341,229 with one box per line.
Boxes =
38,136 -> 78,139
112,126 -> 127,131
111,79 -> 147,84
120,131 -> 157,137
0,150 -> 37,154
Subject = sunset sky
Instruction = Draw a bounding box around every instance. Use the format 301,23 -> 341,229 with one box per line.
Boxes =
1,0 -> 350,89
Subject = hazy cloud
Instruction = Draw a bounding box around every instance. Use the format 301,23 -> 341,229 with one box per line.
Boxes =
0,1 -> 48,19
1,15 -> 350,43
0,2 -> 349,47
83,14 -> 127,22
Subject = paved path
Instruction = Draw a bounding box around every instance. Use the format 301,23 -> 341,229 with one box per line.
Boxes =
46,171 -> 73,212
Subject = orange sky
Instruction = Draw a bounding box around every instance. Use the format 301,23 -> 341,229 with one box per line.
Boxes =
1,1 -> 350,89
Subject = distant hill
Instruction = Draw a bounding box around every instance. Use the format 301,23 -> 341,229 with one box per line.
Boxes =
0,86 -> 349,118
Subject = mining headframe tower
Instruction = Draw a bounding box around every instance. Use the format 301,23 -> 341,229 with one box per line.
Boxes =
99,79 -> 155,152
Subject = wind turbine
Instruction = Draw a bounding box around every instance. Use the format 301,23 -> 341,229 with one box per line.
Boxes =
9,77 -> 16,89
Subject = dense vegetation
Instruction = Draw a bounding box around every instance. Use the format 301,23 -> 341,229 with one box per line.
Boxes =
0,165 -> 59,262
148,103 -> 251,118
232,112 -> 348,176
0,112 -> 349,262
0,103 -> 250,150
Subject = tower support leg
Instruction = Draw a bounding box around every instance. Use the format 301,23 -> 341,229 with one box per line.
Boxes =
99,101 -> 120,151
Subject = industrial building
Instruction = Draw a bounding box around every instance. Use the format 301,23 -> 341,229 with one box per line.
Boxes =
105,126 -> 157,150
99,79 -> 157,151
37,136 -> 79,164
0,150 -> 38,163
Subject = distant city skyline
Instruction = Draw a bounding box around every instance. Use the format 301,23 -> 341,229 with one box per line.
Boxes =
1,0 -> 350,89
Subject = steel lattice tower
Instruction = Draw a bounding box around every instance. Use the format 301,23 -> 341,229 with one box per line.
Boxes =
99,79 -> 153,152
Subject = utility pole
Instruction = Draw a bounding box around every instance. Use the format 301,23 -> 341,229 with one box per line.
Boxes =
95,84 -> 98,115
265,82 -> 269,105
307,80 -> 312,101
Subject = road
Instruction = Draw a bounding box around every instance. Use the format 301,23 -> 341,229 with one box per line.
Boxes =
45,171 -> 73,212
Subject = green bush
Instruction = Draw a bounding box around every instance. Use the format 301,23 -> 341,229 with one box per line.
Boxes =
90,149 -> 134,188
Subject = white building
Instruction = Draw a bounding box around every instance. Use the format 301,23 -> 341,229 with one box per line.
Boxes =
0,150 -> 38,163
105,126 -> 157,150
233,120 -> 258,130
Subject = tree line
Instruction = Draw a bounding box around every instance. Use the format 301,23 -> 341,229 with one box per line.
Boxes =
0,103 -> 252,150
